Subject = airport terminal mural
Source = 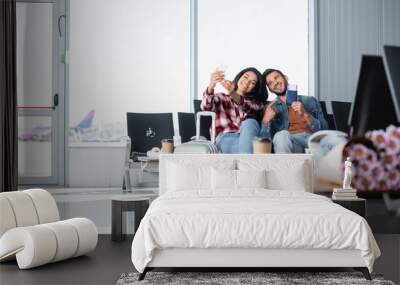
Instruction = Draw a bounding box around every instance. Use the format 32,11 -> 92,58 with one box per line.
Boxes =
18,110 -> 127,143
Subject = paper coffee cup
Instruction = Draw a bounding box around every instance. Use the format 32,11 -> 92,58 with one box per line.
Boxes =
253,138 -> 271,154
161,139 -> 174,153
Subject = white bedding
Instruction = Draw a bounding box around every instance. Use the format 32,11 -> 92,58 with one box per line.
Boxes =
131,190 -> 380,273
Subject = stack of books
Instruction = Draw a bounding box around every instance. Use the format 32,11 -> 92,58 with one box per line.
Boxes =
332,188 -> 358,200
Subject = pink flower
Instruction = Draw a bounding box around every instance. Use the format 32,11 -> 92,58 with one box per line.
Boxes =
387,169 -> 400,189
370,162 -> 386,181
365,150 -> 378,163
351,144 -> 371,160
352,174 -> 365,190
386,125 -> 400,140
352,172 -> 377,191
369,130 -> 388,150
385,137 -> 400,155
344,129 -> 400,191
376,178 -> 390,191
381,153 -> 400,170
357,161 -> 372,175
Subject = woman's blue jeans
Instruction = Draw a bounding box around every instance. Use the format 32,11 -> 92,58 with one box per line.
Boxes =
216,120 -> 346,154
216,119 -> 267,154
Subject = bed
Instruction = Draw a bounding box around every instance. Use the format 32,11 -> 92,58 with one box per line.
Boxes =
131,154 -> 380,280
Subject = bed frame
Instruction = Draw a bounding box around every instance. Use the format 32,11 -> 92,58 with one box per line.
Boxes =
138,154 -> 372,281
139,248 -> 370,280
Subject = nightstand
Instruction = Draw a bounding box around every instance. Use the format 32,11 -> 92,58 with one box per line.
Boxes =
111,192 -> 157,242
332,197 -> 366,218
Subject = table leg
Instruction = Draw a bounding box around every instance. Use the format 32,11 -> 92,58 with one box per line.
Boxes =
134,201 -> 149,234
124,168 -> 131,192
112,201 -> 123,241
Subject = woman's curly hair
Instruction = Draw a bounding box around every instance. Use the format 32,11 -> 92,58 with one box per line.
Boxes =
231,67 -> 268,103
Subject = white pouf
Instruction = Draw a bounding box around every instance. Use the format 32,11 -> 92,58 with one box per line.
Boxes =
0,189 -> 98,269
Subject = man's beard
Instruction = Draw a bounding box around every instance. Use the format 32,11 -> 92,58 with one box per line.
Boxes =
274,80 -> 288,96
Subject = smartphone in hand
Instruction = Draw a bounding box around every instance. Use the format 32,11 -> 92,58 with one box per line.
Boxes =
286,84 -> 298,106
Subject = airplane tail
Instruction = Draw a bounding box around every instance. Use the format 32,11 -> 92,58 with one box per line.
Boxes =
76,110 -> 95,129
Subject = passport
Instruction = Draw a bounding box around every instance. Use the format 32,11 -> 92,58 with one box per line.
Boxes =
286,84 -> 298,106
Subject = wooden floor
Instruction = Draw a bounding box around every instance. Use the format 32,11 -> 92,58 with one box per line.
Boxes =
0,235 -> 134,285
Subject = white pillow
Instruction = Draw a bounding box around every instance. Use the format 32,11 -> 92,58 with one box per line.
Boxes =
167,160 -> 235,192
236,169 -> 267,189
211,168 -> 236,190
167,162 -> 208,191
238,159 -> 309,191
267,162 -> 307,191
211,168 -> 268,191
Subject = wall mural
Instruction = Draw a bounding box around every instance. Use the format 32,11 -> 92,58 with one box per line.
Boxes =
18,110 -> 126,143
69,110 -> 126,142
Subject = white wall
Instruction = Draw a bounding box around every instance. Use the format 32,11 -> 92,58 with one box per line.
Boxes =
68,143 -> 158,188
197,0 -> 309,100
69,0 -> 190,128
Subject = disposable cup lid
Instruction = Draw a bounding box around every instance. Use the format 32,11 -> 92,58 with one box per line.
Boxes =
253,137 -> 270,142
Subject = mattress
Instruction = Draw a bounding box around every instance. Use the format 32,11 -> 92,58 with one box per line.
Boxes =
131,190 -> 380,272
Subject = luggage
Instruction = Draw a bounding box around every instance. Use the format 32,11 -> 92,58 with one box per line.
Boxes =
174,111 -> 219,154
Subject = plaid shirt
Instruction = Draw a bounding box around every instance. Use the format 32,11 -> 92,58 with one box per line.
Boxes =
200,89 -> 263,138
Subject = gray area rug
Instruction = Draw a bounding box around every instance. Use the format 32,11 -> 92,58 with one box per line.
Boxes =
116,271 -> 396,285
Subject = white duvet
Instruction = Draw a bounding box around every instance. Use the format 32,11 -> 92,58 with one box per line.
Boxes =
131,190 -> 380,273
